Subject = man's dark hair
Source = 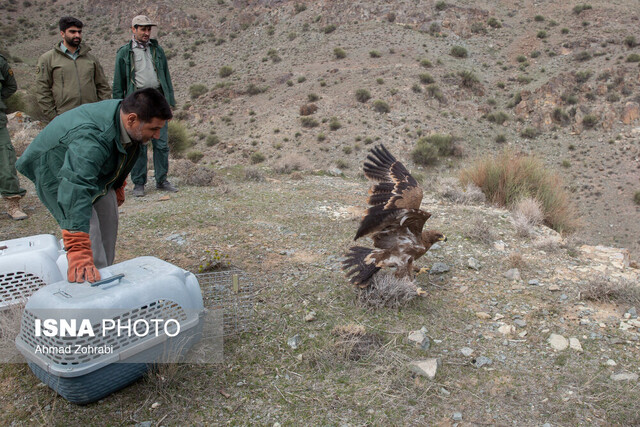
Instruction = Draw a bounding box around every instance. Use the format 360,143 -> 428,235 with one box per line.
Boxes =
59,17 -> 83,32
121,88 -> 173,122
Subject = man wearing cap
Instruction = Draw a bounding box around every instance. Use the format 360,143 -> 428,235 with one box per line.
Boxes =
35,16 -> 111,122
113,15 -> 177,197
16,88 -> 172,283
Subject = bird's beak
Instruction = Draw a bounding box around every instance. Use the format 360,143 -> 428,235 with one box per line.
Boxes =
438,235 -> 447,242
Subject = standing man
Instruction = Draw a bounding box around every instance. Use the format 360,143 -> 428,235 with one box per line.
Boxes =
0,54 -> 27,220
113,15 -> 178,197
16,89 -> 172,283
35,16 -> 111,121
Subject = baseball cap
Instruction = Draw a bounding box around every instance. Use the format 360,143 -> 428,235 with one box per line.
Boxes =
132,15 -> 156,27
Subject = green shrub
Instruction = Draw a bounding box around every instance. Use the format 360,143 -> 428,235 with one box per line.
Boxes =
634,191 -> 640,205
626,53 -> 640,63
534,15 -> 545,22
516,55 -> 527,63
294,3 -> 307,13
308,93 -> 320,102
342,146 -> 352,154
189,84 -> 208,99
530,51 -> 541,58
412,83 -> 422,93
297,76 -> 306,83
5,92 -> 26,114
355,89 -> 371,103
206,134 -> 220,146
575,70 -> 593,83
561,28 -> 569,34
574,51 -> 591,61
187,150 -> 204,163
329,117 -> 341,130
521,127 -> 538,139
435,1 -> 448,11
487,17 -> 502,28
582,114 -> 598,128
219,66 -> 233,78
419,73 -> 434,84
537,30 -> 547,39
573,4 -> 592,14
250,152 -> 265,164
369,50 -> 381,58
317,133 -> 326,142
552,108 -> 570,125
376,78 -> 384,85
426,84 -> 444,102
450,45 -> 468,58
561,159 -> 571,168
427,134 -> 455,156
168,121 -> 192,157
561,93 -> 578,105
460,149 -> 580,232
300,117 -> 319,128
412,141 -> 439,166
323,24 -> 336,34
372,100 -> 390,113
334,47 -> 346,59
624,36 -> 637,48
246,84 -> 266,95
458,70 -> 479,87
486,111 -> 509,125
420,59 -> 433,68
495,134 -> 506,143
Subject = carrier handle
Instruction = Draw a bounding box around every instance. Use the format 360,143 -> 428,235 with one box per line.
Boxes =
90,273 -> 125,287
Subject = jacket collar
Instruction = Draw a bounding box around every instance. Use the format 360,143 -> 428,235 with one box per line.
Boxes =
54,42 -> 91,56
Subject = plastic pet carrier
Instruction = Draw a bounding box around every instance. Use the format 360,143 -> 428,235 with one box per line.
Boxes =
15,256 -> 206,404
0,234 -> 65,311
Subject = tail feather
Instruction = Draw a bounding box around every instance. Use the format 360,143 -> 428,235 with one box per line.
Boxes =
342,246 -> 381,287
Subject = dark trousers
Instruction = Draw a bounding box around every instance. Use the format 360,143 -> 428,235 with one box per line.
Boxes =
130,121 -> 169,186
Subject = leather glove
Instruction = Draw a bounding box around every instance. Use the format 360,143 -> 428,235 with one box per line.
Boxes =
62,230 -> 101,283
116,180 -> 126,207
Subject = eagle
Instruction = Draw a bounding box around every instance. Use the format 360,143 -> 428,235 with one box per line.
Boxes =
342,144 -> 446,290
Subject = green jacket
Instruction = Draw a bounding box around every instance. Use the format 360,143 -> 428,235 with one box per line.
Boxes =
16,100 -> 140,233
0,54 -> 17,127
112,39 -> 175,107
35,43 -> 111,122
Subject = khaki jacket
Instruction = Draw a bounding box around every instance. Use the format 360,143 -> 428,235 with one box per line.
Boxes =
35,43 -> 111,121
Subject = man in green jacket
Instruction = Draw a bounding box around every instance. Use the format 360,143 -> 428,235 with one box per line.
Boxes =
113,15 -> 177,197
0,54 -> 27,220
16,88 -> 172,283
35,16 -> 111,122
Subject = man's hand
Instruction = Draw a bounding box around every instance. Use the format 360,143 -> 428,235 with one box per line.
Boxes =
116,180 -> 126,207
62,230 -> 101,283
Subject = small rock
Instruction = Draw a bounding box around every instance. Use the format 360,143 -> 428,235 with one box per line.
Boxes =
408,328 -> 431,351
542,424 -> 552,427
287,335 -> 302,350
472,356 -> 493,368
460,347 -> 474,357
273,423 -> 281,427
467,257 -> 481,270
430,242 -> 442,251
493,240 -> 505,251
439,387 -> 451,396
498,324 -> 515,335
548,333 -> 568,351
528,279 -> 540,286
135,422 -> 153,427
165,233 -> 186,245
327,167 -> 343,176
452,412 -> 463,421
619,321 -> 633,331
559,294 -> 568,301
548,285 -> 561,292
569,337 -> 583,352
627,307 -> 638,318
409,358 -> 440,379
151,402 -> 161,409
304,311 -> 316,322
605,359 -> 617,366
430,262 -> 450,274
514,319 -> 527,328
610,373 -> 639,382
493,313 -> 505,321
476,312 -> 491,320
504,268 -> 521,281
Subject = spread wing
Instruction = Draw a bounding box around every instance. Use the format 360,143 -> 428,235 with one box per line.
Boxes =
354,144 -> 427,240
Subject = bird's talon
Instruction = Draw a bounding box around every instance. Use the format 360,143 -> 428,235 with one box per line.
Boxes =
416,287 -> 427,297
416,267 -> 430,275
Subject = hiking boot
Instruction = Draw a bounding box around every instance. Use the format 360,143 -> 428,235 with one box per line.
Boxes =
5,196 -> 27,220
133,184 -> 145,197
156,180 -> 178,192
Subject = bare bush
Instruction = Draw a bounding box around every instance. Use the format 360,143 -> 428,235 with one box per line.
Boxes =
580,277 -> 640,305
274,154 -> 312,174
507,252 -> 526,269
463,217 -> 495,244
438,178 -> 486,205
170,159 -> 223,186
331,324 -> 381,361
511,197 -> 544,237
356,272 -> 418,308
533,236 -> 561,252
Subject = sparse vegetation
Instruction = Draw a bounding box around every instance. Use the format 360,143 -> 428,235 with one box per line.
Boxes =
167,121 -> 193,157
250,152 -> 265,164
435,1 -> 448,11
537,30 -> 547,39
521,127 -> 538,139
450,46 -> 468,58
369,50 -> 381,58
458,70 -> 479,88
624,36 -> 637,48
300,116 -> 319,128
420,59 -> 432,68
573,4 -> 592,14
582,114 -> 598,128
322,24 -> 337,34
372,100 -> 390,113
188,84 -> 208,99
334,47 -> 346,59
626,53 -> 640,63
634,191 -> 640,205
355,89 -> 371,103
486,111 -> 509,125
419,73 -> 434,84
460,149 -> 580,232
186,150 -> 204,163
487,17 -> 502,28
329,117 -> 342,131
219,66 -> 233,78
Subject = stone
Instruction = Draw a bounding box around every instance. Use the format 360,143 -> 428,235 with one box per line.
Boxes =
472,356 -> 493,368
409,358 -> 440,379
622,101 -> 640,124
548,333 -> 568,351
440,387 -> 451,396
605,359 -> 617,366
408,328 -> 431,351
514,319 -> 527,328
475,312 -> 491,320
430,262 -> 450,274
628,307 -> 638,318
460,347 -> 474,357
504,268 -> 521,281
151,402 -> 161,409
498,324 -> 516,335
135,422 -> 153,427
610,373 -> 639,382
287,335 -> 301,349
548,285 -> 561,292
165,233 -> 186,245
493,240 -> 506,251
528,279 -> 540,286
304,311 -> 316,322
327,167 -> 343,176
619,321 -> 633,331
569,337 -> 583,352
467,257 -> 481,270
7,112 -> 44,156
452,412 -> 463,421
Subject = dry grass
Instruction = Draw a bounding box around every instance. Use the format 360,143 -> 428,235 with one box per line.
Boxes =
580,277 -> 640,305
511,197 -> 544,237
507,252 -> 526,269
437,178 -> 486,205
0,303 -> 24,363
330,324 -> 382,361
273,154 -> 313,174
460,149 -> 580,233
356,273 -> 418,308
463,217 -> 496,244
171,159 -> 222,186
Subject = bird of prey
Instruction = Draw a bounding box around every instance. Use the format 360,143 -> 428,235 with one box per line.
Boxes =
343,144 -> 446,289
